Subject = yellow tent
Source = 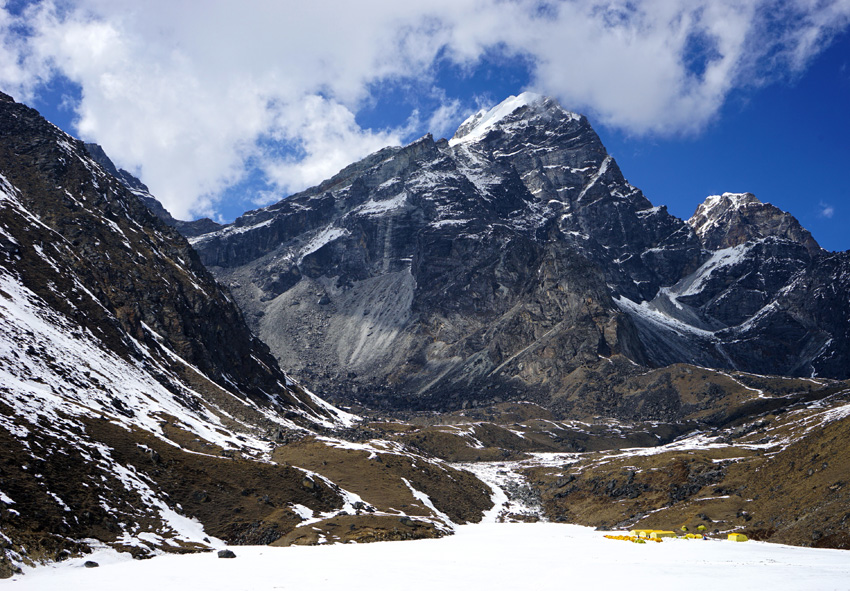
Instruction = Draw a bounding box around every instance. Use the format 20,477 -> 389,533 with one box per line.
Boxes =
630,529 -> 672,538
728,533 -> 749,542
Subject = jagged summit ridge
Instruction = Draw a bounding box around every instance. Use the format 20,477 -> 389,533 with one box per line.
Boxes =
449,92 -> 581,146
450,92 -> 537,143
688,192 -> 820,254
189,95 -> 695,408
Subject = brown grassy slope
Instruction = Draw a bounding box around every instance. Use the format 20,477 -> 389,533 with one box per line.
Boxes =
527,405 -> 850,548
358,383 -> 850,551
272,437 -> 493,525
0,406 -> 348,577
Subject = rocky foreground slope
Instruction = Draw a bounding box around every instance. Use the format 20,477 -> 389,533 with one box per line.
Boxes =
0,93 -> 491,577
189,93 -> 850,413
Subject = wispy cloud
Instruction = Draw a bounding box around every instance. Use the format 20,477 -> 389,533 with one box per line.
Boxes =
819,201 -> 836,218
0,1 -> 848,219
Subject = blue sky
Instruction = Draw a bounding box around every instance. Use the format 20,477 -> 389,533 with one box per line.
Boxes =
2,1 -> 849,251
603,30 -> 850,252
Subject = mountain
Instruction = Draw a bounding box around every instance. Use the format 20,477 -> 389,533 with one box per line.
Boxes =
189,93 -> 850,412
631,191 -> 849,377
0,93 -> 491,577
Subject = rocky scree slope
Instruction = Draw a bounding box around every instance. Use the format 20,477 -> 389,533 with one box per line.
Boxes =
189,93 -> 850,411
0,93 -> 491,577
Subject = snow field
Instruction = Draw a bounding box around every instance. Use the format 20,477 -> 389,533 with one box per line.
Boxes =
10,523 -> 849,590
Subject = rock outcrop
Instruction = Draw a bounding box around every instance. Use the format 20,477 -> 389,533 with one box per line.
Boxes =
689,192 -> 820,254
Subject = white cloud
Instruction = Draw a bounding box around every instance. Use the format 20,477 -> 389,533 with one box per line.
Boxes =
427,97 -> 465,140
819,201 -> 836,218
0,0 -> 848,219
256,95 -> 403,206
0,4 -> 52,100
520,2 -> 757,134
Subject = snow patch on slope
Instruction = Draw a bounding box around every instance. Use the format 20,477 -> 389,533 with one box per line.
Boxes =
0,268 -> 270,455
299,226 -> 350,261
577,155 -> 612,202
401,478 -> 455,531
655,243 -> 751,314
188,217 -> 275,245
353,192 -> 407,216
614,294 -> 715,339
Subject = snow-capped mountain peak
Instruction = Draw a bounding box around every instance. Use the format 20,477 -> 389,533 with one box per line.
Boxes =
449,92 -> 579,146
688,191 -> 820,253
688,192 -> 760,235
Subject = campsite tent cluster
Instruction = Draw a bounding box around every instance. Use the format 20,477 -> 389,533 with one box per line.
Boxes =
604,530 -> 750,544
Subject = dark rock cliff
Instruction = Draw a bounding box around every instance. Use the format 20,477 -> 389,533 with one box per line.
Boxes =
634,191 -> 849,377
186,94 -> 673,409
0,91 -> 366,573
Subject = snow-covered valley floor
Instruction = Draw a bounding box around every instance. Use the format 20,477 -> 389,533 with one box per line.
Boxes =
8,522 -> 849,590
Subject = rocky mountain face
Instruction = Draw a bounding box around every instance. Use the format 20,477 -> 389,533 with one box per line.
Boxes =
0,96 -> 338,422
189,93 -> 850,411
0,93 -> 491,577
689,192 -> 820,254
634,191 -> 849,377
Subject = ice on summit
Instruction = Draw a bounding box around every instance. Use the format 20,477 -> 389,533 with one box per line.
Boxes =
449,92 -> 542,146
699,192 -> 759,214
449,92 -> 582,147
